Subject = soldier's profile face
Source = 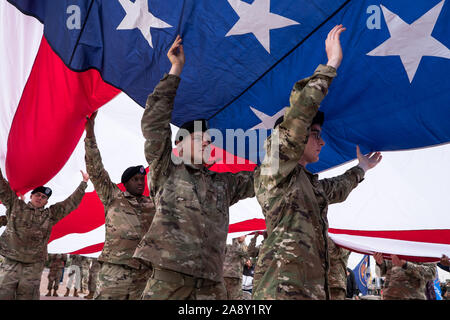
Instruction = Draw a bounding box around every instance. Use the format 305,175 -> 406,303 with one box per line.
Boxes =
180,131 -> 212,165
302,124 -> 325,164
30,192 -> 48,208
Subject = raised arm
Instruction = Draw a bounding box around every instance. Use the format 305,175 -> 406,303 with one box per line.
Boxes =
227,170 -> 255,205
320,146 -> 381,204
256,25 -> 345,190
84,112 -> 119,207
0,168 -> 18,212
141,36 -> 184,194
48,171 -> 88,223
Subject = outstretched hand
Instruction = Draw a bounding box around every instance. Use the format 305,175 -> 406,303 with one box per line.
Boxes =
356,145 -> 382,172
325,24 -> 346,69
391,255 -> 406,268
81,170 -> 90,182
373,252 -> 384,265
168,35 -> 185,76
85,111 -> 98,138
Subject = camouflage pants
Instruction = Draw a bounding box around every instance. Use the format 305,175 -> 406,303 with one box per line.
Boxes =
141,268 -> 227,300
329,287 -> 346,300
88,270 -> 99,293
0,257 -> 44,300
47,268 -> 64,291
81,266 -> 89,292
95,262 -> 152,300
224,277 -> 243,300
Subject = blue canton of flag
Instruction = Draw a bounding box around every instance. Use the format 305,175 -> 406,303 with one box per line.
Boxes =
8,0 -> 450,172
353,255 -> 371,296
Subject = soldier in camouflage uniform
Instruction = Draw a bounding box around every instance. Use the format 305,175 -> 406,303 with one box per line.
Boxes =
45,254 -> 66,297
328,238 -> 351,300
252,25 -> 382,300
247,231 -> 267,260
80,256 -> 91,294
84,112 -> 155,300
84,258 -> 101,299
374,252 -> 436,300
133,36 -> 255,300
223,236 -> 248,300
65,254 -> 84,297
0,168 -> 88,300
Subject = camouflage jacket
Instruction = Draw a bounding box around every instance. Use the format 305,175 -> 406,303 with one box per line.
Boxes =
69,254 -> 84,267
89,259 -> 101,274
85,136 -> 155,269
223,238 -> 248,278
133,74 -> 255,282
378,260 -> 436,300
49,257 -> 65,273
247,234 -> 263,260
328,238 -> 350,291
253,65 -> 365,300
0,175 -> 86,264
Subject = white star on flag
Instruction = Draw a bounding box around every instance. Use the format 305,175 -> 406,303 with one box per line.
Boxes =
367,0 -> 450,83
249,106 -> 286,130
226,0 -> 300,54
116,0 -> 172,48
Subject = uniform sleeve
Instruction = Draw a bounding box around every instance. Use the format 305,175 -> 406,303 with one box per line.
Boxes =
247,234 -> 259,258
0,172 -> 18,212
404,262 -> 436,281
85,136 -> 119,208
141,74 -> 180,195
256,64 -> 337,191
319,165 -> 365,204
48,181 -> 87,223
227,170 -> 255,206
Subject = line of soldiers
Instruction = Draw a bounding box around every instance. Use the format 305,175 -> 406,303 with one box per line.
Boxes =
0,25 -> 444,300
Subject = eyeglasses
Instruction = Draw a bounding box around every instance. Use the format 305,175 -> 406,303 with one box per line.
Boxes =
310,130 -> 322,141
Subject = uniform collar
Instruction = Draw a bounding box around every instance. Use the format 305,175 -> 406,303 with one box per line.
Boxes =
298,164 -> 319,187
26,202 -> 46,211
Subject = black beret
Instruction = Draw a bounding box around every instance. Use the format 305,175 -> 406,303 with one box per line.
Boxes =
273,111 -> 325,129
31,186 -> 52,198
175,119 -> 209,143
121,165 -> 146,184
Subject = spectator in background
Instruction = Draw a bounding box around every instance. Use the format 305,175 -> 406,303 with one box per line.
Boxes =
438,255 -> 450,273
65,254 -> 84,297
346,267 -> 359,299
45,254 -> 66,297
242,259 -> 255,300
223,235 -> 248,300
84,258 -> 101,300
373,252 -> 436,300
328,238 -> 351,300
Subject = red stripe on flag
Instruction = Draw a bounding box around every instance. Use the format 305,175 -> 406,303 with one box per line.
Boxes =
6,36 -> 120,194
228,218 -> 266,233
329,228 -> 450,245
48,191 -> 106,243
69,243 -> 104,255
48,168 -> 150,243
